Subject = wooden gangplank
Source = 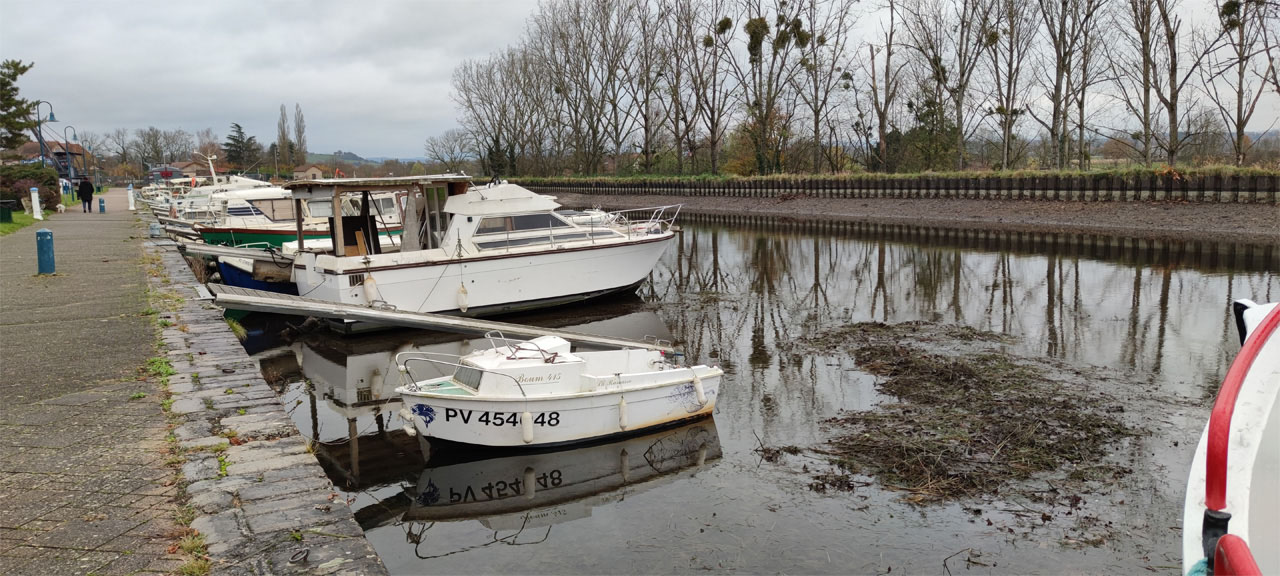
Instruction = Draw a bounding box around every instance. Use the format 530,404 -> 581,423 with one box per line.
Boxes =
208,284 -> 674,353
178,242 -> 294,263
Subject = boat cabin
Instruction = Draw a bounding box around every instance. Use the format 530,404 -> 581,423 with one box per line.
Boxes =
284,175 -> 473,257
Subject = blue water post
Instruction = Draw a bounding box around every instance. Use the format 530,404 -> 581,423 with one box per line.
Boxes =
36,228 -> 55,275
98,197 -> 106,213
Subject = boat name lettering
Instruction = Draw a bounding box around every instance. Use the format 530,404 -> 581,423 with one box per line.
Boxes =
442,408 -> 560,427
514,372 -> 562,384
446,470 -> 563,504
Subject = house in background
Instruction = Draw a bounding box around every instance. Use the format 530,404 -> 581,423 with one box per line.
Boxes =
292,164 -> 326,180
171,161 -> 204,178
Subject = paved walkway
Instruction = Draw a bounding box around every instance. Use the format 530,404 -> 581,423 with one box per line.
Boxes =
0,188 -> 187,574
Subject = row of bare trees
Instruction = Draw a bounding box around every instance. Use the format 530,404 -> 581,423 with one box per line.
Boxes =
449,0 -> 1279,176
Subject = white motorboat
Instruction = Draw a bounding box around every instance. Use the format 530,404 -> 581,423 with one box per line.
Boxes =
1182,299 -> 1279,575
285,177 -> 680,317
394,333 -> 721,447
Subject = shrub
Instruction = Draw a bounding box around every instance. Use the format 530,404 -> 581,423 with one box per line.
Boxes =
0,165 -> 59,207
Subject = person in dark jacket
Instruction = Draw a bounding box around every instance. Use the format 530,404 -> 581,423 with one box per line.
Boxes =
77,178 -> 94,213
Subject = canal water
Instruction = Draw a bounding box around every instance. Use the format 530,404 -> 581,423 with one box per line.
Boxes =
245,218 -> 1276,574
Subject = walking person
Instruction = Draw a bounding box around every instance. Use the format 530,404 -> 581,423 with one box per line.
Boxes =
77,178 -> 94,213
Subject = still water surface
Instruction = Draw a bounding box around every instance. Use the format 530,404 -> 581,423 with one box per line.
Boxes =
248,219 -> 1276,574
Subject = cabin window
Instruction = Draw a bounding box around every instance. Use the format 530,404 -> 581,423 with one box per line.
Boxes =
475,213 -> 571,235
247,199 -> 296,221
308,200 -> 333,218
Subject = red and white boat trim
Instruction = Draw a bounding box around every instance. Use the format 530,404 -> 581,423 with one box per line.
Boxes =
1183,299 -> 1279,575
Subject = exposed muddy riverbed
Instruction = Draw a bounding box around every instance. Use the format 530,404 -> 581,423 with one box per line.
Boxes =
245,219 -> 1276,574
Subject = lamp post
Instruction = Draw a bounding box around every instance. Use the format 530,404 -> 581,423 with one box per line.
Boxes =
63,126 -> 78,180
33,100 -> 57,167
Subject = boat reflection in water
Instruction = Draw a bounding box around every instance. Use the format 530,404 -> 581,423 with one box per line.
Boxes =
399,420 -> 720,557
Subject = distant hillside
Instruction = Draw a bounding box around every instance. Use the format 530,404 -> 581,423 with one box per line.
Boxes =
305,151 -> 368,165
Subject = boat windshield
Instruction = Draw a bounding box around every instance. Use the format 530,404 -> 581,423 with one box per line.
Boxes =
453,365 -> 483,390
475,213 -> 571,235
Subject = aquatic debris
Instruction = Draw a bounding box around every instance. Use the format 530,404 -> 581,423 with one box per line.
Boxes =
795,322 -> 1138,504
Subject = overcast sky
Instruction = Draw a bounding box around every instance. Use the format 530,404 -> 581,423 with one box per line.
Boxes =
3,0 -> 1273,162
1,0 -> 538,159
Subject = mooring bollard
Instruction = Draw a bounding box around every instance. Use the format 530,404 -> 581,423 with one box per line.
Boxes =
30,187 -> 42,220
127,184 -> 136,211
36,228 -> 55,275
98,197 -> 105,213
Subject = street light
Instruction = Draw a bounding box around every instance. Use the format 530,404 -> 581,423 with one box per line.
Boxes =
32,100 -> 57,167
63,125 -> 78,179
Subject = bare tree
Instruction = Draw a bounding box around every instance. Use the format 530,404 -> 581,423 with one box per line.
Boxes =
132,127 -> 164,166
726,0 -> 807,174
293,104 -> 307,166
1036,0 -> 1103,169
661,0 -> 705,173
987,0 -> 1038,169
1106,0 -> 1159,165
424,128 -> 472,173
861,0 -> 908,171
1071,13 -> 1108,168
1151,0 -> 1220,165
1202,0 -> 1272,165
694,0 -> 738,173
902,0 -> 997,170
195,128 -> 220,160
625,0 -> 670,173
160,129 -> 193,164
106,127 -> 131,165
792,0 -> 857,172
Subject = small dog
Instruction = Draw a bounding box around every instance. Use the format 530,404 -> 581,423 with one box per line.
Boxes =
55,203 -> 65,213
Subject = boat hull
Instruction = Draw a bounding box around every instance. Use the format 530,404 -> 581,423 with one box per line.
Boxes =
199,227 -> 402,248
399,369 -> 720,447
295,233 -> 674,314
1182,302 -> 1280,574
216,260 -> 298,295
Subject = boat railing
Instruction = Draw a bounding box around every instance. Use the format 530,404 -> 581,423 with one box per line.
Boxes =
605,204 -> 683,238
395,352 -> 529,399
1197,302 -> 1278,573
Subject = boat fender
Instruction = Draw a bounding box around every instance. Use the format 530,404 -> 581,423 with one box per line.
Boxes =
398,407 -> 413,422
620,449 -> 630,483
524,467 -> 536,500
521,411 -> 534,443
693,372 -> 707,405
363,275 -> 381,305
402,424 -> 417,437
618,397 -> 628,430
697,444 -> 707,467
458,283 -> 469,313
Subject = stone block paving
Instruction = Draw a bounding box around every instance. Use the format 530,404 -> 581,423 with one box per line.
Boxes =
0,190 -> 188,575
149,240 -> 386,575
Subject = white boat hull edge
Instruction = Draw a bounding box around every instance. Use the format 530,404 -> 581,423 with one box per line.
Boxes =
1181,303 -> 1280,574
399,368 -> 720,447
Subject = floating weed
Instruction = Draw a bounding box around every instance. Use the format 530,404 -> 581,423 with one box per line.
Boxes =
794,322 -> 1138,504
290,531 -> 303,542
236,408 -> 246,416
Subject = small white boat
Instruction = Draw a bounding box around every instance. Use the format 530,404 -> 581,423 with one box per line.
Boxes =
395,333 -> 722,447
1182,299 -> 1279,575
